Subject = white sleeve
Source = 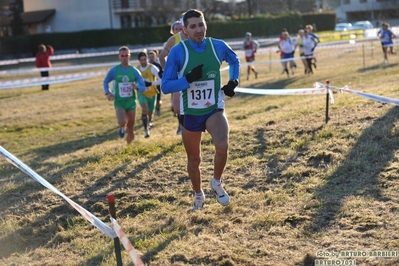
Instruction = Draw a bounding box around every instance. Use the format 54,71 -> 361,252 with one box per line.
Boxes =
150,65 -> 161,86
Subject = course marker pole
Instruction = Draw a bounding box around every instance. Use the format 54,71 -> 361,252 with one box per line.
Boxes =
107,194 -> 123,266
269,48 -> 272,72
325,80 -> 330,124
362,44 -> 366,69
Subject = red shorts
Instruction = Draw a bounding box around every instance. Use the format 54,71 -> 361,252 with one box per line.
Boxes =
245,56 -> 255,62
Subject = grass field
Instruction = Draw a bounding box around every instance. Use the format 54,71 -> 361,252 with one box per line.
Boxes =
1,40 -> 399,266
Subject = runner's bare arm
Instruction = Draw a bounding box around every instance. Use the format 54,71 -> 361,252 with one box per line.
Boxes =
159,36 -> 175,68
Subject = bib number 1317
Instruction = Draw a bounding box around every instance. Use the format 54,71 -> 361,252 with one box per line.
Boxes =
187,80 -> 215,108
190,88 -> 212,100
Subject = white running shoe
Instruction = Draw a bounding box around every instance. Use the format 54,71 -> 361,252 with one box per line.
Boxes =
144,129 -> 150,138
192,194 -> 205,211
210,178 -> 230,206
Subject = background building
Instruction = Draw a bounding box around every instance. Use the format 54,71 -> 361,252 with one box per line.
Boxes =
327,0 -> 399,26
21,0 -> 189,34
2,0 -> 398,37
1,0 -> 320,36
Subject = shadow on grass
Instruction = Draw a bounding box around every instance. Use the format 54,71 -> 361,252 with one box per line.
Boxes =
0,127 -> 183,261
308,106 -> 399,233
22,126 -> 130,160
0,127 -> 118,213
141,231 -> 186,264
75,140 -> 183,212
241,122 -> 325,193
0,141 -> 183,263
357,62 -> 398,73
77,251 -> 116,266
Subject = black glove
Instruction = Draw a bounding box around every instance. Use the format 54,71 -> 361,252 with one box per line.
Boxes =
221,80 -> 238,97
145,81 -> 152,87
185,64 -> 203,83
158,69 -> 163,79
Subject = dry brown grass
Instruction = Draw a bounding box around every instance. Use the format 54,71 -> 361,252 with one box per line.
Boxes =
1,40 -> 399,266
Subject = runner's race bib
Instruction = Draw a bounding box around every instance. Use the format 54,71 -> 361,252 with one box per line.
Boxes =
188,80 -> 215,109
119,82 -> 133,97
245,49 -> 253,57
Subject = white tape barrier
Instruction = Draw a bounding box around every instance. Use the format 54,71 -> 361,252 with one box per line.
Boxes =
111,218 -> 144,266
0,146 -> 117,238
0,52 -> 119,65
235,86 -> 335,103
0,46 -> 350,76
0,46 -> 165,66
2,39 -> 385,77
236,86 -> 324,95
0,62 -> 118,75
0,37 -> 380,68
0,60 -> 142,76
0,71 -> 105,89
315,81 -> 399,106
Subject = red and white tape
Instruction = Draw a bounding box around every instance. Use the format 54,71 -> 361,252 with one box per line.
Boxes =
0,46 -> 164,66
235,85 -> 335,103
111,218 -> 144,266
0,62 -> 118,75
0,71 -> 105,89
314,81 -> 399,106
0,145 -> 117,239
235,86 -> 327,95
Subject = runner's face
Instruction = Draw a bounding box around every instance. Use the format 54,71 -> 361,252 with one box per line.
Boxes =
184,17 -> 206,43
119,51 -> 130,64
139,56 -> 148,67
148,53 -> 155,63
173,24 -> 183,34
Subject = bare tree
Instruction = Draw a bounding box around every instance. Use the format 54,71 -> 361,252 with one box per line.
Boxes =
10,0 -> 23,35
245,0 -> 255,16
0,0 -> 23,36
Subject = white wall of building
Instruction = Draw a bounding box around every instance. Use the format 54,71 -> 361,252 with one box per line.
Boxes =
23,0 -> 120,33
333,0 -> 399,26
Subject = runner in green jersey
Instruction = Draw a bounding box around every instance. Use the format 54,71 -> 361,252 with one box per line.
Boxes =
103,46 -> 146,144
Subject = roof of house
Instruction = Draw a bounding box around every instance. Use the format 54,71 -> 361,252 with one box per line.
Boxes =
0,9 -> 56,26
21,9 -> 56,24
0,17 -> 12,26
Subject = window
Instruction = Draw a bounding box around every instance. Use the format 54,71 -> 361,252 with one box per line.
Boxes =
121,0 -> 129,8
343,0 -> 350,4
121,15 -> 132,28
360,0 -> 367,3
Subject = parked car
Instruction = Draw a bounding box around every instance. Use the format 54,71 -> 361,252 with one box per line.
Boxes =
351,21 -> 374,30
334,23 -> 352,31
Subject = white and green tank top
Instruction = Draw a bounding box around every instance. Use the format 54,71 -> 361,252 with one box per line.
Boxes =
179,38 -> 222,116
113,65 -> 137,101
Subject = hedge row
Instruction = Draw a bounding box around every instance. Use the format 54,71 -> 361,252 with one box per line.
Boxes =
0,12 -> 336,59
